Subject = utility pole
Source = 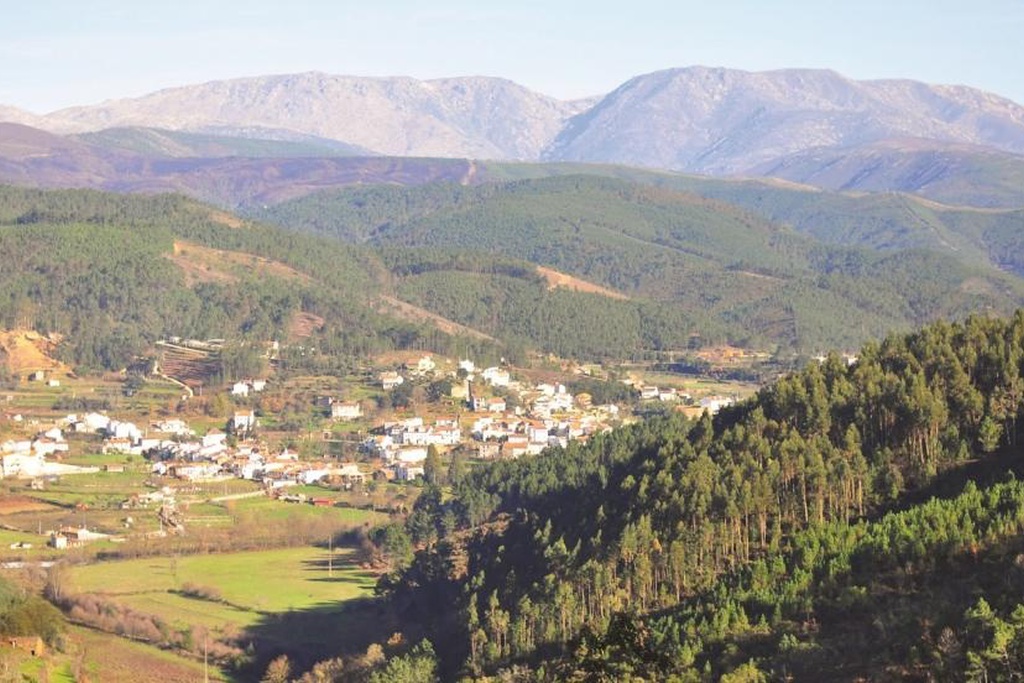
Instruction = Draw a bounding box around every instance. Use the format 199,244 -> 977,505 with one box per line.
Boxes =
328,534 -> 333,578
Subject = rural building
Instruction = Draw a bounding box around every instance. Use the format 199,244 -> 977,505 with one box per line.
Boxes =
5,636 -> 45,657
331,401 -> 362,420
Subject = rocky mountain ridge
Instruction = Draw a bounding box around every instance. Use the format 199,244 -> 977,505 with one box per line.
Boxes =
4,67 -> 1024,200
36,72 -> 593,161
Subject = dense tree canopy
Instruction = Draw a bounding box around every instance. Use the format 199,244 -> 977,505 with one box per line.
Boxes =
374,313 -> 1024,680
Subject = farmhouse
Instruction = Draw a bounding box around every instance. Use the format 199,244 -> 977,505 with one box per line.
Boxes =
231,410 -> 256,432
699,395 -> 735,415
481,366 -> 511,387
405,355 -> 436,375
331,401 -> 362,420
50,526 -> 109,548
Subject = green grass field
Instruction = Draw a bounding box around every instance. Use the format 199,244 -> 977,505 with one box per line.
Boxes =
66,546 -> 376,632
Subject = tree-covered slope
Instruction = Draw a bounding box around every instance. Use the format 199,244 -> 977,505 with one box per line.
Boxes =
371,312 -> 1024,681
0,186 -> 494,371
474,160 -> 1024,265
255,176 -> 1024,353
0,185 -> 736,369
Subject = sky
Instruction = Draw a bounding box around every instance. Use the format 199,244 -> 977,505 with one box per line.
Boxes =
2,0 -> 1022,113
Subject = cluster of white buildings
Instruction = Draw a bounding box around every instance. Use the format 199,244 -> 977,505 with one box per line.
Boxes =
360,360 -> 625,468
0,425 -> 92,479
230,379 -> 268,397
638,384 -> 688,402
148,433 -> 367,491
361,416 -> 462,479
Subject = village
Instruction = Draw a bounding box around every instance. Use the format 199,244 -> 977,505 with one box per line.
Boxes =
0,350 -> 744,552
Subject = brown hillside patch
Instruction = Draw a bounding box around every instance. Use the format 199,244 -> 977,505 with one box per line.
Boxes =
0,495 -> 59,515
288,311 -> 325,339
208,209 -> 244,228
694,345 -> 769,366
960,277 -> 997,296
734,269 -> 785,283
168,241 -> 312,287
536,266 -> 629,300
377,296 -> 495,341
0,330 -> 70,376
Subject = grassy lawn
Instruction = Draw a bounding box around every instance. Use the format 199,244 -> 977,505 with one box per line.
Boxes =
0,527 -> 44,548
66,546 -> 377,631
221,495 -> 388,526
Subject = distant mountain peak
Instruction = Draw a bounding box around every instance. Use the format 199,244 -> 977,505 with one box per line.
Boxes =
544,66 -> 1024,173
3,67 -> 1024,204
36,72 -> 589,160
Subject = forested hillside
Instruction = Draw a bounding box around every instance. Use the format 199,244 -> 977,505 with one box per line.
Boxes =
0,187 -> 486,372
0,185 -> 734,370
5,182 -> 1023,373
255,176 -> 1024,353
370,313 -> 1024,681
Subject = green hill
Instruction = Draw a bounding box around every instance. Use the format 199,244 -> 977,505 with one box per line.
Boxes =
4,181 -> 1023,370
0,186 -> 497,372
255,175 -> 1024,353
368,312 -> 1024,681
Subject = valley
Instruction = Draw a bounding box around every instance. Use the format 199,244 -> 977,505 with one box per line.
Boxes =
2,58 -> 1024,682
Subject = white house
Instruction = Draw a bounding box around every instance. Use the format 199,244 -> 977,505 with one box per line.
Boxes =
527,425 -> 550,444
32,437 -> 68,457
699,396 -> 735,415
42,427 -> 64,441
154,419 -> 193,436
202,430 -> 228,449
395,447 -> 428,464
481,367 -> 511,388
338,463 -> 366,482
107,420 -> 142,441
231,382 -> 250,397
1,453 -> 44,478
406,356 -> 436,375
331,402 -> 362,420
232,410 -> 256,432
380,372 -> 405,391
639,386 -> 660,400
80,412 -> 111,433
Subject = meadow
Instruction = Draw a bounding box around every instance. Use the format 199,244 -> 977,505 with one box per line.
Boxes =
66,546 -> 376,631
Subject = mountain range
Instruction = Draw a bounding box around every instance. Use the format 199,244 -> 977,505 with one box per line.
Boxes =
3,67 -> 1024,205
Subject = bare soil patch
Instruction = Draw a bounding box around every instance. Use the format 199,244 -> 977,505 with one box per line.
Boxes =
377,296 -> 495,341
167,241 -> 312,287
536,266 -> 629,300
288,311 -> 325,339
0,330 -> 71,376
0,495 -> 59,515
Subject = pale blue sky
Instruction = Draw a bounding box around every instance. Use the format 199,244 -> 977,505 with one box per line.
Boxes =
3,0 -> 1022,113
